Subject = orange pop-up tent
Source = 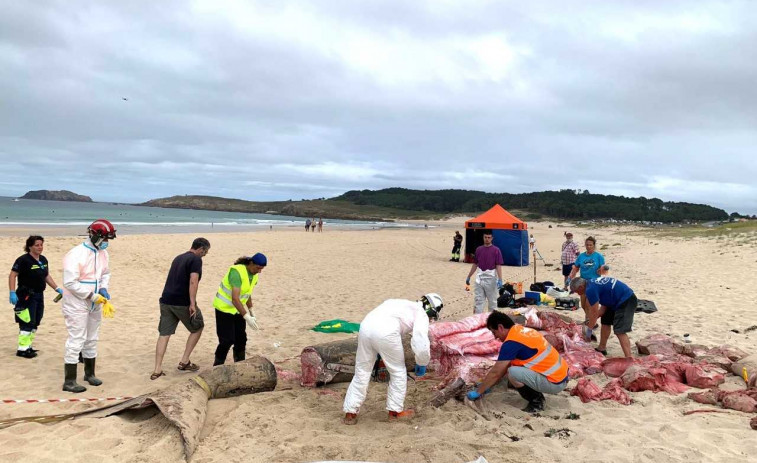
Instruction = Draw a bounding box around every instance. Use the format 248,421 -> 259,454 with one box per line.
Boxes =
464,204 -> 529,266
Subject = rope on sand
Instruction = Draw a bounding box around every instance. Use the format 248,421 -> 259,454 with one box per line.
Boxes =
1,396 -> 133,405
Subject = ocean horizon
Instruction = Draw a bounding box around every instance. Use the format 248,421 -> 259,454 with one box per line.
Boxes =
0,196 -> 419,234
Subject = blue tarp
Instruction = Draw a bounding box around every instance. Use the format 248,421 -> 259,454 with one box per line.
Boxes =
492,229 -> 529,266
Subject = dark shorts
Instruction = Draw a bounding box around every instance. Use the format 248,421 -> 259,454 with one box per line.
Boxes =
562,264 -> 573,277
600,294 -> 637,334
158,303 -> 204,336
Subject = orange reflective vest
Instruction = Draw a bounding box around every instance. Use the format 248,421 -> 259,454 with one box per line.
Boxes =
506,325 -> 568,383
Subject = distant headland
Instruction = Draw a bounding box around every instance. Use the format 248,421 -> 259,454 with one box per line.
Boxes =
20,190 -> 93,202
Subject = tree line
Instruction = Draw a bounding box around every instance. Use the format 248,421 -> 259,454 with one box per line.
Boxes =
332,188 -> 729,222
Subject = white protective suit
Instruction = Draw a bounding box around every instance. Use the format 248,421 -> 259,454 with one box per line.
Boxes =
474,269 -> 498,314
61,240 -> 110,364
343,299 -> 431,414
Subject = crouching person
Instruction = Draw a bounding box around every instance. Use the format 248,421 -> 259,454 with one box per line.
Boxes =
467,311 -> 568,413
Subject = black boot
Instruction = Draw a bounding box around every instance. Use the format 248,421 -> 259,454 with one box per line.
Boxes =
233,349 -> 245,362
62,363 -> 87,393
516,385 -> 545,413
83,357 -> 103,386
213,356 -> 226,366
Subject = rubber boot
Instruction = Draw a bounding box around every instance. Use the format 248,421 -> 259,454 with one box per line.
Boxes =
62,363 -> 87,393
233,349 -> 245,362
83,357 -> 103,386
516,385 -> 545,413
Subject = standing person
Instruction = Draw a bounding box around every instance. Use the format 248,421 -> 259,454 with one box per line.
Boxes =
212,253 -> 267,365
311,218 -> 316,232
305,218 -> 312,232
467,311 -> 568,413
465,230 -> 504,314
560,232 -> 580,289
450,231 -> 463,262
318,218 -> 323,232
567,236 -> 606,317
8,235 -> 64,358
529,234 -> 535,251
61,219 -> 116,393
151,238 -> 210,380
570,277 -> 638,358
343,293 -> 443,425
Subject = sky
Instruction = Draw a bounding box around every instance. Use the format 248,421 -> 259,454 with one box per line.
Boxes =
1,1 -> 755,213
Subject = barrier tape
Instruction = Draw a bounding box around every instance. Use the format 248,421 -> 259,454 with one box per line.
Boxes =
1,396 -> 132,405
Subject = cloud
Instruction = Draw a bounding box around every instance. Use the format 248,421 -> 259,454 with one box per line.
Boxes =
0,0 -> 754,213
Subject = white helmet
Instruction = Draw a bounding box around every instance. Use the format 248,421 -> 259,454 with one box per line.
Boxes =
421,293 -> 443,320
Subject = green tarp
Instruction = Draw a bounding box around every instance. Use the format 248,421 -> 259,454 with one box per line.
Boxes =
312,319 -> 361,334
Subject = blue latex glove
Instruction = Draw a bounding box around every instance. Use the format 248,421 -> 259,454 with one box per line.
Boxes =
474,382 -> 492,395
414,365 -> 426,377
98,288 -> 111,300
467,390 -> 481,401
465,277 -> 470,286
9,291 -> 18,305
582,325 -> 593,342
55,288 -> 64,295
497,279 -> 503,289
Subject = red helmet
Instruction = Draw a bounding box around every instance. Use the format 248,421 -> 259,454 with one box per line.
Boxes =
88,219 -> 117,246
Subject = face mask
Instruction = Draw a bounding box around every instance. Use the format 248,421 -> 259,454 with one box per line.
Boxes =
99,241 -> 109,250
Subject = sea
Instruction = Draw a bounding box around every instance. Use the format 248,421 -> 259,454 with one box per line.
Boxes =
0,196 -> 416,235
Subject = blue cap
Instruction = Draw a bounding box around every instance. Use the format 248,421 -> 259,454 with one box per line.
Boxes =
251,253 -> 267,266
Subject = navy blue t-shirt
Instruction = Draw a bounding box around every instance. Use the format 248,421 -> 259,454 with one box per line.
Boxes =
497,338 -> 538,362
585,277 -> 634,310
160,251 -> 203,306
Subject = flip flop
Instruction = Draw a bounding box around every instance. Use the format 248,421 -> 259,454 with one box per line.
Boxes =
178,360 -> 199,371
150,371 -> 166,380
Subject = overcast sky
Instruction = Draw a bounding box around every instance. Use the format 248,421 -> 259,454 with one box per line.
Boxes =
1,1 -> 754,213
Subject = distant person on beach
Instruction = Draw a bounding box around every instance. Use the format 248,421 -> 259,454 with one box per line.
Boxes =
318,218 -> 323,232
567,236 -> 606,318
212,253 -> 266,365
529,234 -> 535,251
305,219 -> 312,231
312,218 -> 317,232
8,235 -> 63,359
465,230 -> 504,314
61,219 -> 116,393
151,238 -> 210,380
450,231 -> 463,262
560,232 -> 580,289
571,277 -> 637,358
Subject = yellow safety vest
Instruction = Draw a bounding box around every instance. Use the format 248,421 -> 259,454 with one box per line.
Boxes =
212,264 -> 259,315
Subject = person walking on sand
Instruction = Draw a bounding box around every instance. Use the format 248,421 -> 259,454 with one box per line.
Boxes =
151,238 -> 210,380
305,218 -> 312,232
560,232 -> 580,290
318,218 -> 323,232
465,230 -> 503,314
61,219 -> 116,393
212,253 -> 267,365
8,235 -> 64,358
450,231 -> 463,262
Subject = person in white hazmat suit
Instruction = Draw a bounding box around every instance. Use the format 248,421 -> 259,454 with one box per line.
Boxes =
61,219 -> 116,393
342,293 -> 443,425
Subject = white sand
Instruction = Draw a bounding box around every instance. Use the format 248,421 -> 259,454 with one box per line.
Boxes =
0,222 -> 755,463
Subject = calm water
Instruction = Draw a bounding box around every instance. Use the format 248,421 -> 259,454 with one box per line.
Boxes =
0,196 -> 412,233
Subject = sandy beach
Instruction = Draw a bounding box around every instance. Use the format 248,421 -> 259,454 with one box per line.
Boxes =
0,222 -> 756,463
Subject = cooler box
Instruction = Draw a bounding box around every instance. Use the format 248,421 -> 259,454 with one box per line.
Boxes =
525,291 -> 542,304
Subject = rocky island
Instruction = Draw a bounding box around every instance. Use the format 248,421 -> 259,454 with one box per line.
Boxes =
20,190 -> 93,202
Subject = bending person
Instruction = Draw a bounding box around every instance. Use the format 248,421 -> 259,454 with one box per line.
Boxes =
570,277 -> 637,358
467,311 -> 568,413
212,253 -> 267,365
8,235 -> 63,358
61,219 -> 116,393
343,293 -> 443,425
